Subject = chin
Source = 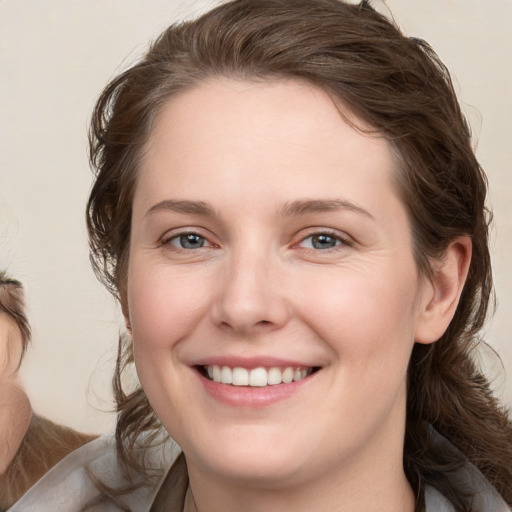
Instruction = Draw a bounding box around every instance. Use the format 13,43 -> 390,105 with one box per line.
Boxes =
181,427 -> 312,487
204,453 -> 307,488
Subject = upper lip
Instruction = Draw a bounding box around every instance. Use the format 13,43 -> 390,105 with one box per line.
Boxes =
190,356 -> 319,369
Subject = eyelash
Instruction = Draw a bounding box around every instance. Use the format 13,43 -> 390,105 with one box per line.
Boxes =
161,229 -> 351,253
162,231 -> 213,250
296,230 -> 352,252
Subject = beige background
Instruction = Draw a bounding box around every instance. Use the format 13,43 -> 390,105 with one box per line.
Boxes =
0,0 -> 510,434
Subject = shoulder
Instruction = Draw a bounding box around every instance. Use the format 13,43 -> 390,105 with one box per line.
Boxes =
9,433 -> 181,512
425,475 -> 510,512
425,430 -> 510,512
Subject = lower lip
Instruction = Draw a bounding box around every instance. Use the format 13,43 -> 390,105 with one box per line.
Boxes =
197,370 -> 315,408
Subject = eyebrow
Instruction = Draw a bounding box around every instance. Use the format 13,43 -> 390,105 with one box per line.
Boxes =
146,198 -> 373,219
146,200 -> 216,217
281,199 -> 374,219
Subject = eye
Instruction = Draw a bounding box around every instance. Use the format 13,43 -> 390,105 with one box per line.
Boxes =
166,232 -> 211,250
298,232 -> 345,250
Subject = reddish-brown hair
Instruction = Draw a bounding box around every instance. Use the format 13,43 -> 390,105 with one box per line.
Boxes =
0,415 -> 97,510
87,1 -> 512,509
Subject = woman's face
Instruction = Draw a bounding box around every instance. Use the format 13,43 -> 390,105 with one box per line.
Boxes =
127,78 -> 433,489
0,313 -> 31,475
0,314 -> 23,378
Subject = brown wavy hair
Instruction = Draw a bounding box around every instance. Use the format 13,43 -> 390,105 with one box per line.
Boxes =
86,1 -> 512,509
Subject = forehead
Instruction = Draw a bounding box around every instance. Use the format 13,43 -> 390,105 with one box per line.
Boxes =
145,77 -> 378,158
132,78 -> 410,239
135,77 -> 404,225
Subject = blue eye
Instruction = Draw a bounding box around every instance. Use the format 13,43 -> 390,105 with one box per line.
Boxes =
299,233 -> 342,250
168,233 -> 210,249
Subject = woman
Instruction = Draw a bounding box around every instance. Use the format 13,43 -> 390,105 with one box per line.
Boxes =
10,0 -> 512,511
0,272 -> 32,486
0,272 -> 96,510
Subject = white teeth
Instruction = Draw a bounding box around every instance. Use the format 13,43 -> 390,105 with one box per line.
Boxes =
267,367 -> 282,385
249,367 -> 267,387
232,367 -> 249,386
282,367 -> 294,383
204,365 -> 312,386
221,366 -> 233,384
212,365 -> 222,383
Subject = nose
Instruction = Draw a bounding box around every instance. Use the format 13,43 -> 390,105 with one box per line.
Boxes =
211,248 -> 290,334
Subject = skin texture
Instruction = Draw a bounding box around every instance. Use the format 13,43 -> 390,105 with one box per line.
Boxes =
0,315 -> 31,476
126,78 -> 471,512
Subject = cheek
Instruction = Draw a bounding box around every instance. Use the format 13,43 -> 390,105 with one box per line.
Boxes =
127,261 -> 211,353
299,263 -> 421,363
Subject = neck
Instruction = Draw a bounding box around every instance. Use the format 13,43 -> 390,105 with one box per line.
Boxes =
189,469 -> 415,512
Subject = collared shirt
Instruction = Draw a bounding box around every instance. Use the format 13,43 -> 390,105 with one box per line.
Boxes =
9,433 -> 510,512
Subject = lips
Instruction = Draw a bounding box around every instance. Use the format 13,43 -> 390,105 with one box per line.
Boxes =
203,365 -> 313,387
191,356 -> 320,406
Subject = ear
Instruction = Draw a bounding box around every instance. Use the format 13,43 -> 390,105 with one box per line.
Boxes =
414,236 -> 472,345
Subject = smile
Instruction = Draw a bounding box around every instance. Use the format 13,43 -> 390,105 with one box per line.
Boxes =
203,365 -> 314,387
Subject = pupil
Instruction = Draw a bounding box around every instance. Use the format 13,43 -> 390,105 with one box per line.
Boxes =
181,234 -> 204,249
312,234 -> 336,249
